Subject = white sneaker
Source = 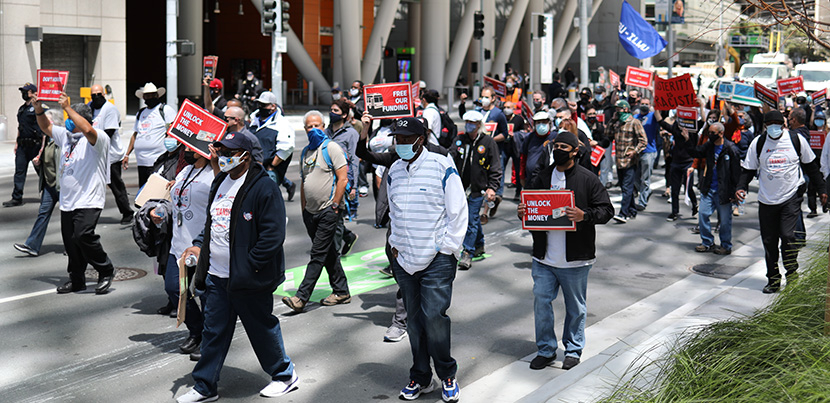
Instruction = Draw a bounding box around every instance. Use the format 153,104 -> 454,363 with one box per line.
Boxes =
260,371 -> 299,397
358,186 -> 369,197
383,326 -> 407,342
176,388 -> 218,403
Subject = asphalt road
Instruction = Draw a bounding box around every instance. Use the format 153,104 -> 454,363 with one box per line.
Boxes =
0,124 -> 779,402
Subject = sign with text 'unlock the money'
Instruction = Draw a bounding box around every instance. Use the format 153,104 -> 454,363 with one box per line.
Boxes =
521,190 -> 576,231
364,82 -> 414,119
167,99 -> 227,158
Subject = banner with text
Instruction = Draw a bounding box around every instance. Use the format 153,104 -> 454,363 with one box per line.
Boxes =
36,69 -> 69,101
625,66 -> 653,88
754,81 -> 779,109
167,99 -> 228,158
411,82 -> 422,107
812,88 -> 827,107
653,73 -> 695,110
203,56 -> 218,79
364,82 -> 414,119
521,190 -> 576,231
484,76 -> 507,97
810,130 -> 826,149
590,146 -> 605,167
776,76 -> 804,97
729,82 -> 763,107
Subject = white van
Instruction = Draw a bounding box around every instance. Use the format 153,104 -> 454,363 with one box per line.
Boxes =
738,64 -> 791,87
793,62 -> 830,92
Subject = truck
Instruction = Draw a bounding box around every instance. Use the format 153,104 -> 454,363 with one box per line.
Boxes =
737,52 -> 792,88
793,62 -> 830,92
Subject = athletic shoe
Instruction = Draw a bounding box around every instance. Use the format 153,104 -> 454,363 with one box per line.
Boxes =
561,356 -> 580,370
320,293 -> 351,306
441,378 -> 460,402
457,251 -> 472,270
384,326 -> 407,342
14,243 -> 38,257
260,371 -> 299,397
473,245 -> 485,258
176,388 -> 218,403
612,214 -> 627,223
634,204 -> 646,212
379,266 -> 394,278
666,213 -> 679,221
712,245 -> 731,255
358,186 -> 369,197
286,182 -> 296,202
807,210 -> 819,218
690,225 -> 700,234
529,354 -> 556,370
341,232 -> 358,256
400,379 -> 435,400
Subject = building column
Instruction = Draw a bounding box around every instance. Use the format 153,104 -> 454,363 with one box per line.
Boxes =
443,0 -> 479,89
552,0 -> 577,70
492,0 -> 529,77
339,0 -> 361,86
408,2 -> 421,82
420,0 -> 448,90
520,0 -> 543,90
177,0 -> 202,102
333,3 -> 343,88
361,0 -> 401,84
481,0 -> 495,76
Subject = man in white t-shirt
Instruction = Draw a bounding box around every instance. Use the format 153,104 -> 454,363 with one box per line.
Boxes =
33,92 -> 115,295
89,84 -> 133,225
737,109 -> 827,293
123,82 -> 177,187
420,89 -> 442,145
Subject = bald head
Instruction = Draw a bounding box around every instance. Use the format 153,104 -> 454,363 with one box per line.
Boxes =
226,106 -> 246,130
91,84 -> 104,95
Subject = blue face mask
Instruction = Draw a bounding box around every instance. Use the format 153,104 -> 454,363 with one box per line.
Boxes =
766,124 -> 783,139
395,141 -> 419,161
164,138 -> 179,152
465,122 -> 478,134
329,112 -> 344,126
65,119 -> 76,132
306,128 -> 328,151
816,119 -> 826,127
595,93 -> 604,102
554,117 -> 563,128
535,123 -> 549,136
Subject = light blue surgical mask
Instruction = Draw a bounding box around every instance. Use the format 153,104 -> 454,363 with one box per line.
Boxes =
395,139 -> 421,161
65,119 -> 76,132
816,119 -> 826,128
465,122 -> 478,134
535,123 -> 549,136
766,124 -> 783,139
595,93 -> 604,102
164,138 -> 179,152
554,117 -> 563,128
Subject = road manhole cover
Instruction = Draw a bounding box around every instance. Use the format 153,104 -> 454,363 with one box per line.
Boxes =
691,263 -> 744,279
84,267 -> 147,282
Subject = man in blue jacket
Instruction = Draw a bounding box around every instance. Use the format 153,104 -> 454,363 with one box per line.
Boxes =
176,133 -> 298,402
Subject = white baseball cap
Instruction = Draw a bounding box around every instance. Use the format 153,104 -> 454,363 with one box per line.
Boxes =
256,91 -> 278,105
462,110 -> 484,122
135,82 -> 166,98
533,111 -> 551,121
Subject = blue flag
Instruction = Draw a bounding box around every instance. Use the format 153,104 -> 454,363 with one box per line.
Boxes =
619,0 -> 667,59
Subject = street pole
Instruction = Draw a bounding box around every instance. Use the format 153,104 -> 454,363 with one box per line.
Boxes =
480,0 -> 484,87
667,21 -> 673,78
381,36 -> 385,83
272,1 -> 284,106
579,0 -> 589,88
165,0 -> 178,107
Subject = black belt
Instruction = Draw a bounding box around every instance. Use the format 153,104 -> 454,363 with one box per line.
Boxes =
17,137 -> 42,146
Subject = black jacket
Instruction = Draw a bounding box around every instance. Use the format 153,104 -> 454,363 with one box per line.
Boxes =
527,162 -> 614,262
657,117 -> 699,167
449,132 -> 502,194
193,163 -> 286,294
685,139 -> 741,205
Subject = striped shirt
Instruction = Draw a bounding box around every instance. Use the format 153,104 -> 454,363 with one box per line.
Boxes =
388,150 -> 468,274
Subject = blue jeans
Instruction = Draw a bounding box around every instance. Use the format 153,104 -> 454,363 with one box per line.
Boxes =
699,189 -> 732,250
637,151 -> 657,207
393,253 -> 458,385
496,146 -> 509,196
618,166 -> 639,217
24,185 -> 58,253
599,149 -> 613,186
192,275 -> 295,397
462,195 -> 484,252
531,260 -> 592,359
164,254 -> 204,338
12,145 -> 40,201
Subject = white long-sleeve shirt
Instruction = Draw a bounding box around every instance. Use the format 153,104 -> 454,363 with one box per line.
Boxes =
387,150 -> 468,274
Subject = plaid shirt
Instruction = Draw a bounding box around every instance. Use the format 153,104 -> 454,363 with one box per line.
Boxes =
612,116 -> 648,169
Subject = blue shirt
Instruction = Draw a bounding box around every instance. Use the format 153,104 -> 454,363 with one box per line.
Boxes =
635,111 -> 658,153
711,144 -> 723,192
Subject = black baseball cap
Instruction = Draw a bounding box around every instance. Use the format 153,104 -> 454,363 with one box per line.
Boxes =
391,117 -> 425,137
764,110 -> 785,124
213,131 -> 255,152
19,83 -> 36,92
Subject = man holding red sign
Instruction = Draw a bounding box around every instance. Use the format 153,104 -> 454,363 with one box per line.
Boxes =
517,131 -> 614,371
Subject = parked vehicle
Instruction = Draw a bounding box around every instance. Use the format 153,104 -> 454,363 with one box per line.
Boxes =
793,62 -> 830,92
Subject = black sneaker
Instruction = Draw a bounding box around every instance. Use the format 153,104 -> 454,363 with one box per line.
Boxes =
634,204 -> 646,212
690,225 -> 700,234
286,182 -> 296,202
341,232 -> 358,256
807,210 -> 819,218
14,243 -> 38,257
529,354 -> 556,370
473,245 -> 485,258
561,356 -> 580,370
121,213 -> 134,225
666,213 -> 680,221
762,280 -> 781,294
2,199 -> 23,207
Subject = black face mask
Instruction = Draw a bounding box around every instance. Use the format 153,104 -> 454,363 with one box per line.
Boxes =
533,101 -> 542,109
145,97 -> 161,108
708,133 -> 722,142
183,151 -> 198,165
21,92 -> 30,102
210,90 -> 221,98
91,94 -> 107,109
258,106 -> 273,117
552,148 -> 573,166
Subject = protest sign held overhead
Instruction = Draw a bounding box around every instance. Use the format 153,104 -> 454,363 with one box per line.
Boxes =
729,82 -> 763,107
754,81 -> 779,109
363,82 -> 415,119
776,76 -> 804,97
483,76 -> 507,97
625,66 -> 653,88
167,99 -> 228,158
653,74 -> 695,110
203,56 -> 218,79
676,106 -> 698,130
717,81 -> 733,100
521,190 -> 576,231
812,88 -> 827,107
411,82 -> 421,107
590,146 -> 605,167
619,0 -> 667,59
609,70 -> 621,88
37,69 -> 69,101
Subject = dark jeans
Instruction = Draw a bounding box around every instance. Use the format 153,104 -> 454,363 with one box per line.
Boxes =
392,253 -> 458,385
297,207 -> 350,301
12,145 -> 40,201
387,228 -> 407,330
192,274 -> 294,397
137,166 -> 154,189
670,163 -> 697,215
24,185 -> 58,253
60,209 -> 114,282
618,166 -> 639,217
109,162 -> 134,216
164,254 -> 204,338
758,195 -> 804,282
463,195 -> 485,252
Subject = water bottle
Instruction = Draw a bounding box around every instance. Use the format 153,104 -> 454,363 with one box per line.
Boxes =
185,255 -> 198,268
481,190 -> 495,208
738,199 -> 746,215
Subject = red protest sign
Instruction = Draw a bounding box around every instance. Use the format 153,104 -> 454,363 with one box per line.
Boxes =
37,69 -> 69,101
810,130 -> 826,149
484,76 -> 507,97
167,99 -> 228,158
776,76 -> 804,97
625,66 -> 653,88
483,122 -> 498,134
508,123 -> 515,136
411,82 -> 422,107
609,70 -> 621,88
590,146 -> 605,167
364,82 -> 414,119
203,55 -> 218,79
754,81 -> 779,109
653,74 -> 696,110
521,190 -> 576,231
676,106 -> 698,130
812,88 -> 827,107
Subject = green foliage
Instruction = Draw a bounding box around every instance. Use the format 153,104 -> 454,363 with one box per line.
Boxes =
602,236 -> 830,403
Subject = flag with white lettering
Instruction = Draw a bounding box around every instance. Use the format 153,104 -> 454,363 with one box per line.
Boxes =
619,0 -> 667,59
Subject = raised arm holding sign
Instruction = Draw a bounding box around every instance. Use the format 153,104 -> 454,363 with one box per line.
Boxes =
363,82 -> 415,119
167,99 -> 228,158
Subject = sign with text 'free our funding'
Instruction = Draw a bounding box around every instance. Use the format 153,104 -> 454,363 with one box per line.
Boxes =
521,190 -> 576,231
167,99 -> 228,158
363,82 -> 414,119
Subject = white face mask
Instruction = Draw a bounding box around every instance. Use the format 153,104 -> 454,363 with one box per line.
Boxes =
218,151 -> 247,173
481,97 -> 491,107
349,88 -> 359,97
504,108 -> 514,116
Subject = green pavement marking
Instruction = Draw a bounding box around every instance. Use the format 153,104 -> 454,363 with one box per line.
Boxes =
473,253 -> 491,262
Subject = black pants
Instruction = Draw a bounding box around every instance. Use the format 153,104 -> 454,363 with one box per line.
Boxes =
758,195 -> 804,282
807,150 -> 822,213
271,154 -> 292,185
60,209 -> 115,282
12,144 -> 40,201
137,166 -> 154,189
670,163 -> 697,215
297,207 -> 350,301
109,162 -> 134,216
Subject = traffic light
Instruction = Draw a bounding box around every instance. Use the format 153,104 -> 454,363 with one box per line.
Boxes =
484,49 -> 491,60
281,1 -> 290,33
473,12 -> 484,40
383,47 -> 394,58
261,0 -> 277,35
537,15 -> 546,38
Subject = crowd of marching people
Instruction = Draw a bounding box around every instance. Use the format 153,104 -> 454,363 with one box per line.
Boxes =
5,64 -> 829,401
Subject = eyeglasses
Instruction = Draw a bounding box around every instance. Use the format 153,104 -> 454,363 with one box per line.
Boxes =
227,116 -> 240,121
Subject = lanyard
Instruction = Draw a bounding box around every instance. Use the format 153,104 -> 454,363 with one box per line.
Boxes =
177,165 -> 207,208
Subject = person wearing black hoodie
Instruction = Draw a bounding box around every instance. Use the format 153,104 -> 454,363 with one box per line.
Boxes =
655,109 -> 700,221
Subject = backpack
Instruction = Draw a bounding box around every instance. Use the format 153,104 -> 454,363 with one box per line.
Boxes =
138,103 -> 169,128
300,139 -> 339,198
437,106 -> 458,148
755,129 -> 801,163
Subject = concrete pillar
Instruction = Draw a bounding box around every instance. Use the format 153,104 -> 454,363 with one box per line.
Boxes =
339,0 -> 361,85
178,0 -> 202,102
443,0 -> 479,89
420,0 -> 448,90
558,0 -> 605,73
409,2 -> 422,82
481,0 -> 495,76
333,4 -> 343,88
552,0 -> 577,68
286,27 -> 333,103
492,0 -> 529,77
361,0 -> 401,84
520,0 -> 543,89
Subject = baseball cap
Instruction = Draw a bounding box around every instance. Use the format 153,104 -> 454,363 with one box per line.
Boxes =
213,131 -> 255,152
19,83 -> 36,92
532,111 -> 551,121
615,99 -> 630,109
764,110 -> 785,124
462,110 -> 484,122
209,79 -> 223,89
391,117 -> 425,136
256,91 -> 277,105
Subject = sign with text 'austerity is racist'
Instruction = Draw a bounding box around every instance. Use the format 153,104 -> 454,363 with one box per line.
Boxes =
521,190 -> 576,231
167,99 -> 228,158
37,69 -> 69,101
364,82 -> 414,119
625,66 -> 653,88
653,74 -> 695,110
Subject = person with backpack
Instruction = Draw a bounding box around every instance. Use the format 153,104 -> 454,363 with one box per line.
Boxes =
123,82 -> 177,188
282,111 -> 351,313
421,89 -> 443,146
736,110 -> 827,294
